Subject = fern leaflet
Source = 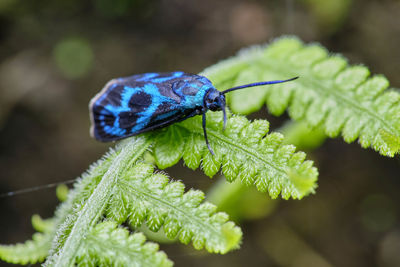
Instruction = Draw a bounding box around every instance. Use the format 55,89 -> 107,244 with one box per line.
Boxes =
203,37 -> 400,157
0,215 -> 53,264
76,221 -> 172,267
106,162 -> 242,253
0,233 -> 51,265
153,111 -> 318,199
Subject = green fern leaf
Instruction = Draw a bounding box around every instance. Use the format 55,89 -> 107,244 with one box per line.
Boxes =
106,162 -> 242,254
205,37 -> 400,157
0,213 -> 55,265
153,111 -> 318,199
0,232 -> 51,265
45,135 -> 242,266
75,221 -> 172,267
45,137 -> 152,266
0,216 -> 54,265
32,214 -> 55,233
154,125 -> 186,168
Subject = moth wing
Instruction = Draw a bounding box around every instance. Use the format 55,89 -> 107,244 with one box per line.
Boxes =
90,80 -> 134,141
90,72 -> 198,141
132,102 -> 197,135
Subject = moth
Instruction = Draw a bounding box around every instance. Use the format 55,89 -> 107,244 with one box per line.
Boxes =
89,71 -> 297,155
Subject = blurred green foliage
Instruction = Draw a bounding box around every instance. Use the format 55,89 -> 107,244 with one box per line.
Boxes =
53,37 -> 93,79
301,0 -> 353,34
280,121 -> 326,150
208,178 -> 278,222
0,0 -> 17,13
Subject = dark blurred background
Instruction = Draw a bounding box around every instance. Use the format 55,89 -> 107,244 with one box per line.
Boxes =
1,0 -> 400,266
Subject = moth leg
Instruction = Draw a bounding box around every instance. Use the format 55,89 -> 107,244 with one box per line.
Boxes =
222,105 -> 227,131
202,112 -> 215,156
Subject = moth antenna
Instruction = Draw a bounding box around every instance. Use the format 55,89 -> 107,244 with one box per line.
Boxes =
221,76 -> 299,95
202,112 -> 215,155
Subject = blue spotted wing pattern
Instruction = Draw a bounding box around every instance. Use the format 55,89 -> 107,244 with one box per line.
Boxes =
89,71 -> 215,141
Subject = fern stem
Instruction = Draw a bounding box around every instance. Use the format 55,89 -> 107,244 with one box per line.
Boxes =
45,137 -> 152,266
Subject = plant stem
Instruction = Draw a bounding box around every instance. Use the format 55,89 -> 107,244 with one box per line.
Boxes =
45,137 -> 151,267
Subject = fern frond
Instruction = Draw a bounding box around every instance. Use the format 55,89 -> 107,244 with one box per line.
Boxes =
0,215 -> 54,265
205,37 -> 400,157
45,135 -> 242,265
45,137 -> 152,266
152,111 -> 318,200
76,221 -> 172,267
0,232 -> 51,265
106,162 -> 242,254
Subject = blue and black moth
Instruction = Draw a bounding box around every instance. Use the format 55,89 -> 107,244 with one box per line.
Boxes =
89,71 -> 297,155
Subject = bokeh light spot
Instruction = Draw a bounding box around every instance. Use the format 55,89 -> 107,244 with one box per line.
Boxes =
53,37 -> 94,79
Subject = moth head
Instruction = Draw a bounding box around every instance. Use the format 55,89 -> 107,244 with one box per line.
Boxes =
204,89 -> 227,130
204,89 -> 225,111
